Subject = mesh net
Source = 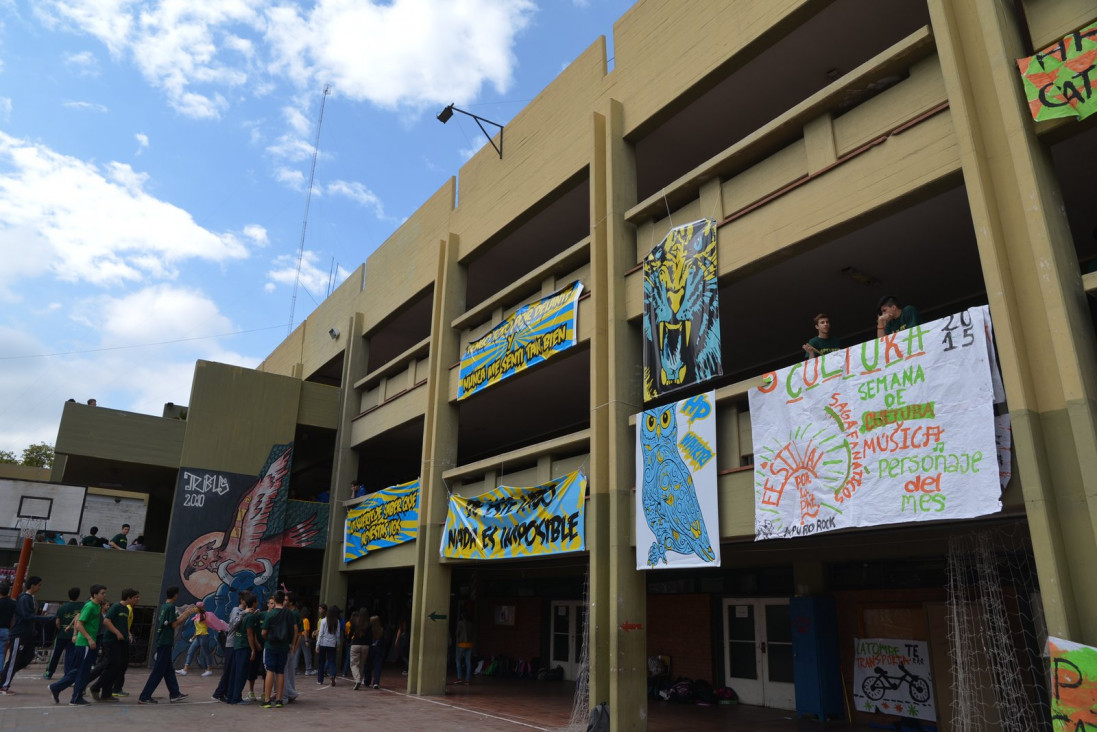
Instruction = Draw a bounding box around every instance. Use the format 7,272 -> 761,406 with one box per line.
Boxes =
946,524 -> 1050,732
16,518 -> 45,540
558,571 -> 591,732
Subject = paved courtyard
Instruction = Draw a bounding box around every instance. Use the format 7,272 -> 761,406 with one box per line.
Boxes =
0,661 -> 887,731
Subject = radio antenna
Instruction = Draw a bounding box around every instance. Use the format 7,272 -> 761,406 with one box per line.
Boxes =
288,83 -> 332,335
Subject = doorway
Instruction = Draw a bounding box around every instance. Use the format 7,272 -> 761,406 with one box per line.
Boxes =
722,598 -> 795,709
550,600 -> 586,680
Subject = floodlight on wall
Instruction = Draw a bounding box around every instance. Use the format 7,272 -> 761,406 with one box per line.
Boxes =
328,327 -> 340,340
437,103 -> 504,159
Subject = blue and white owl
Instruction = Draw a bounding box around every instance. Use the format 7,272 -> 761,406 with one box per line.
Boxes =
640,404 -> 715,566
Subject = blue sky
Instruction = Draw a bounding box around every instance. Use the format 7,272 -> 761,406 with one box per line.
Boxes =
0,0 -> 633,456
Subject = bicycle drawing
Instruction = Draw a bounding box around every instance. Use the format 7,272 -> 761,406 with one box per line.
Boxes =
861,663 -> 932,704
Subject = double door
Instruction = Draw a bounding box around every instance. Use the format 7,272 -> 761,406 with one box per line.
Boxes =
550,600 -> 586,680
722,598 -> 795,709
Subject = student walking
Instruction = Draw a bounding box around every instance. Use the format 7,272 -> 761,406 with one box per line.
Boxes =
365,615 -> 387,689
137,586 -> 197,704
48,584 -> 109,705
178,601 -> 214,676
348,611 -> 370,689
44,586 -> 82,679
0,576 -> 43,694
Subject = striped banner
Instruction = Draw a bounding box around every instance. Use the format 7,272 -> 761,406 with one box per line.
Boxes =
343,479 -> 420,562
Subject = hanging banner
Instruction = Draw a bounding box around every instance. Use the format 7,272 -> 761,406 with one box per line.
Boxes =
643,218 -> 722,401
441,470 -> 586,560
749,306 -> 1002,541
458,280 -> 583,400
852,638 -> 936,721
163,443 -> 319,617
1049,636 -> 1097,731
635,391 -> 720,569
343,479 -> 420,562
1016,21 -> 1097,122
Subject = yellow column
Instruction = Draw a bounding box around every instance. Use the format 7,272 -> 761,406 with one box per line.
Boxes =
409,235 -> 464,694
589,98 -> 647,730
928,0 -> 1097,642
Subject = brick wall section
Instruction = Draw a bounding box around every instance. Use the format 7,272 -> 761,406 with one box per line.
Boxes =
647,594 -> 714,683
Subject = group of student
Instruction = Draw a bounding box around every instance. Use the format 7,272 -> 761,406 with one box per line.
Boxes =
802,295 -> 922,360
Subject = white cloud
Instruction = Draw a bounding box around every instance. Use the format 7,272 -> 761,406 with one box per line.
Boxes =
266,134 -> 315,162
326,179 -> 385,219
62,100 -> 109,113
0,131 -> 250,295
0,98 -> 11,122
36,1 -> 535,118
274,166 -> 305,189
242,224 -> 268,246
134,132 -> 149,154
266,0 -> 536,110
266,249 -> 349,297
64,50 -> 100,75
79,284 -> 233,344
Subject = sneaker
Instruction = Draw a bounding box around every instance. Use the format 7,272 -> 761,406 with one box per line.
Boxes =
176,669 -> 187,675
316,680 -> 324,685
169,694 -> 189,703
113,691 -> 130,697
42,672 -> 51,679
50,687 -> 60,704
138,697 -> 158,704
286,696 -> 297,704
261,699 -> 272,709
201,670 -> 213,677
211,694 -> 224,701
274,699 -> 283,708
98,696 -> 119,703
70,698 -> 90,706
373,684 -> 379,689
0,689 -> 15,695
247,691 -> 257,701
353,681 -> 360,691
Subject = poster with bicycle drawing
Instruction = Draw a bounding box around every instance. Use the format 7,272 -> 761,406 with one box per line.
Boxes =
749,306 -> 1003,541
853,638 -> 936,721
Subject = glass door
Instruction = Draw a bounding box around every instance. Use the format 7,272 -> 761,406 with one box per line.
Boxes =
722,598 -> 795,709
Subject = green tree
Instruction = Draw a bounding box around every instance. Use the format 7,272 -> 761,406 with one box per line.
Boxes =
0,450 -> 17,464
21,442 -> 54,469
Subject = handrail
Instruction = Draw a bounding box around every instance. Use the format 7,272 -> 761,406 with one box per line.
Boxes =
442,428 -> 591,483
452,236 -> 591,331
625,26 -> 936,224
353,336 -> 431,390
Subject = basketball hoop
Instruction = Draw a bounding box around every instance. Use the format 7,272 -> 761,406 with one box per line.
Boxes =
15,518 -> 45,541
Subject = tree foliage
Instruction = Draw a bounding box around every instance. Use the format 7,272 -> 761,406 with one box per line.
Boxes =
0,450 -> 17,464
21,442 -> 54,469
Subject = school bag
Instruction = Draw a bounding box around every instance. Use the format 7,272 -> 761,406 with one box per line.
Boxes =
267,608 -> 294,644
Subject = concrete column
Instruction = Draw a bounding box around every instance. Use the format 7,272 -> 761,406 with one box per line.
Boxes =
928,0 -> 1097,642
589,98 -> 647,731
409,236 -> 464,694
319,311 -> 366,611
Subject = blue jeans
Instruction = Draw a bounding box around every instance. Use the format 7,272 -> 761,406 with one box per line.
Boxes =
227,648 -> 250,704
316,645 -> 336,684
139,645 -> 181,701
185,634 -> 212,669
456,646 -> 472,681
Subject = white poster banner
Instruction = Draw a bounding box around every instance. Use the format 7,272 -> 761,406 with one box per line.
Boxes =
635,391 -> 721,569
853,638 -> 936,721
749,306 -> 1002,540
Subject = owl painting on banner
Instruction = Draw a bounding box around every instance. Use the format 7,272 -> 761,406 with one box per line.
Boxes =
635,391 -> 721,570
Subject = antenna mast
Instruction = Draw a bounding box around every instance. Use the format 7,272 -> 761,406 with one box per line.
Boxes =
288,84 -> 332,335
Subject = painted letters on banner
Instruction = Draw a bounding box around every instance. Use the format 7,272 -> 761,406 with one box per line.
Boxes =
441,470 -> 586,560
749,307 -> 1002,540
1049,636 -> 1097,731
163,443 -> 321,616
643,219 -> 722,401
853,638 -> 936,721
1017,21 -> 1097,122
344,479 -> 420,562
635,391 -> 720,570
458,280 -> 583,400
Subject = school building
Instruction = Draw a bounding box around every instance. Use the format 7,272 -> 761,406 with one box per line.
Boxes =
39,0 -> 1097,729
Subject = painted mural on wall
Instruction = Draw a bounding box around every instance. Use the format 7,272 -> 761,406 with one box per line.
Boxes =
642,218 -> 722,401
441,470 -> 586,560
285,499 -> 329,548
1017,20 -> 1097,122
1049,636 -> 1097,731
748,306 -> 1003,541
458,280 -> 583,400
635,391 -> 720,569
161,443 -> 319,620
344,478 -> 419,562
852,638 -> 936,721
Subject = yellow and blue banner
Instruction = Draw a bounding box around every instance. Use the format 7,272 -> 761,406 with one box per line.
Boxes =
343,479 -> 420,562
458,280 -> 583,400
441,470 -> 587,560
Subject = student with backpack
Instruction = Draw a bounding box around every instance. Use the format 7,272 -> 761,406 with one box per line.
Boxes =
259,590 -> 297,708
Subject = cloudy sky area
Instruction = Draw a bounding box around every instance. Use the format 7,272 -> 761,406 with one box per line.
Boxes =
0,0 -> 632,456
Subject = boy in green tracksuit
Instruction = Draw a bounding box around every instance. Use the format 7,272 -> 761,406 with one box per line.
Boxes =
45,586 -> 82,679
138,586 -> 197,704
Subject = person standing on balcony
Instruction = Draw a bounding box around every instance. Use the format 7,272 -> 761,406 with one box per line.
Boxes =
81,527 -> 107,548
108,525 -> 130,550
802,313 -> 842,359
876,295 -> 921,337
